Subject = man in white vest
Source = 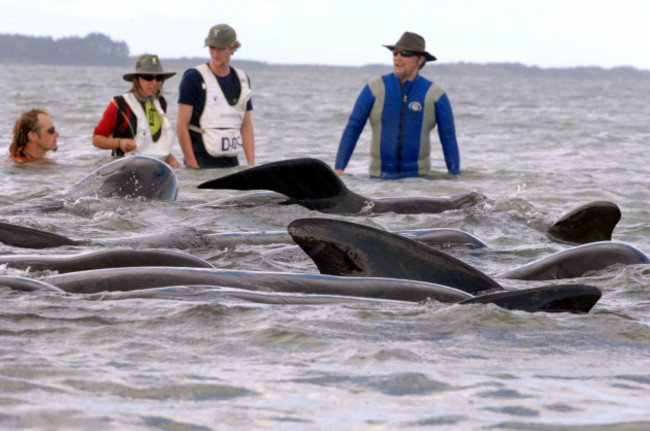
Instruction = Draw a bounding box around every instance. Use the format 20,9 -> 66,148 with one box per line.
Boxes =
177,24 -> 255,169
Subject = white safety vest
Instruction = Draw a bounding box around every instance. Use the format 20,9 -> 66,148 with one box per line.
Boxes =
122,93 -> 173,160
195,64 -> 252,157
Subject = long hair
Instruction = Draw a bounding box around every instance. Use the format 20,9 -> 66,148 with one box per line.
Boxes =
9,108 -> 47,155
129,77 -> 163,99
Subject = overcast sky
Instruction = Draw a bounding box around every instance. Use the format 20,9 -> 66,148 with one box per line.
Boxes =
5,0 -> 649,69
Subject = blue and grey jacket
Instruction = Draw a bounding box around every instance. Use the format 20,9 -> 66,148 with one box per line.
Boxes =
335,73 -> 460,178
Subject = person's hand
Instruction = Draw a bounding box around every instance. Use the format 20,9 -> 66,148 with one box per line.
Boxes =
165,154 -> 182,168
335,169 -> 344,174
184,159 -> 200,169
118,138 -> 137,152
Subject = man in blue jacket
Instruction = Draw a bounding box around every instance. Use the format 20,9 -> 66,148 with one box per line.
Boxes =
335,32 -> 460,179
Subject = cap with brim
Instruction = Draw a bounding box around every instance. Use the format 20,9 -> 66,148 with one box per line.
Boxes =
383,31 -> 436,62
122,54 -> 176,82
204,24 -> 238,48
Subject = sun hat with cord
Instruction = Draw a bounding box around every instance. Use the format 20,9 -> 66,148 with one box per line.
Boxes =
122,54 -> 176,82
383,32 -> 437,62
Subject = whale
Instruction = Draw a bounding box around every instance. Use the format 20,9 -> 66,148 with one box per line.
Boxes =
43,266 -> 474,302
96,284 -> 600,312
0,275 -> 66,293
287,217 -> 500,293
0,248 -> 213,273
0,199 -> 618,250
457,284 -> 601,313
547,201 -> 621,245
67,156 -> 178,201
196,158 -> 621,243
40,266 -> 601,313
0,270 -> 598,313
197,158 -> 486,214
96,284 -> 415,305
0,156 -> 178,215
287,218 -> 648,284
0,221 -> 487,250
496,241 -> 649,280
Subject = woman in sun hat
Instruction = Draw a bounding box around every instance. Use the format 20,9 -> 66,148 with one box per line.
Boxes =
92,54 -> 180,167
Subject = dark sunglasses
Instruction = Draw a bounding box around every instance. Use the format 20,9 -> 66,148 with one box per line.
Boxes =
139,75 -> 165,82
393,50 -> 417,58
46,126 -> 56,134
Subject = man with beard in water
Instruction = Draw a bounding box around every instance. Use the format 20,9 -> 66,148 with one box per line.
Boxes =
335,32 -> 461,179
6,108 -> 59,162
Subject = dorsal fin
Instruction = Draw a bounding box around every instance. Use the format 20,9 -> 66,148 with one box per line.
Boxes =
288,218 -> 502,294
199,158 -> 347,200
547,201 -> 621,244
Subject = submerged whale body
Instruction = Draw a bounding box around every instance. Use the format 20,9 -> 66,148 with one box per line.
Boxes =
0,221 -> 487,250
458,284 -> 602,313
0,156 -> 179,216
496,241 -> 649,280
287,217 -> 645,284
198,158 -> 486,214
68,156 -> 178,201
40,266 -> 600,313
0,275 -> 66,293
44,266 -> 473,303
0,199 -> 619,250
0,249 -> 213,273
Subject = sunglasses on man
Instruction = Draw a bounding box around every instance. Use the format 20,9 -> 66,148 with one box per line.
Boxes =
393,50 -> 418,58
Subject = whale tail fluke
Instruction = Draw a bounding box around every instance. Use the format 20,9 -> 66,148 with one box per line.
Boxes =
459,284 -> 602,313
0,222 -> 79,249
548,201 -> 621,245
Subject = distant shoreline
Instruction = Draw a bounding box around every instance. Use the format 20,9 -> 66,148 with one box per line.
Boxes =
3,56 -> 646,81
2,32 -> 647,80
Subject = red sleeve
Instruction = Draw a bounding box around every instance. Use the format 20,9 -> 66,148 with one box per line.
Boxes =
93,99 -> 119,137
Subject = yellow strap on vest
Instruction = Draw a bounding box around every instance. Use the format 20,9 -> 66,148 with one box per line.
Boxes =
145,99 -> 162,136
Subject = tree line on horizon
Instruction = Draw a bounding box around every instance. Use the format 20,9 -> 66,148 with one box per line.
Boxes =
1,32 -> 647,81
0,33 -> 130,66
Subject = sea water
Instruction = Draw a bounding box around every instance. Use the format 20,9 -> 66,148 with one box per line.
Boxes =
0,62 -> 648,429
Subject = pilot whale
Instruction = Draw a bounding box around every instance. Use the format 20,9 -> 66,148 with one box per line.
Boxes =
287,218 -> 647,284
0,200 -> 619,251
0,221 -> 487,250
0,275 -> 66,293
0,248 -> 213,273
67,155 -> 178,201
198,158 -> 486,214
197,158 -> 621,244
496,241 -> 649,280
547,200 -> 621,245
0,269 -> 599,313
98,284 -> 600,312
0,156 -> 178,215
40,266 -> 600,313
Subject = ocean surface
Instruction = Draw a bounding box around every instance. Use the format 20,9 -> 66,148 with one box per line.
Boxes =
0,62 -> 648,430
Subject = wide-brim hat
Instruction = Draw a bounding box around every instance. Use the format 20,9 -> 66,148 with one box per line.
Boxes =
204,24 -> 238,49
383,32 -> 436,62
122,54 -> 176,82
